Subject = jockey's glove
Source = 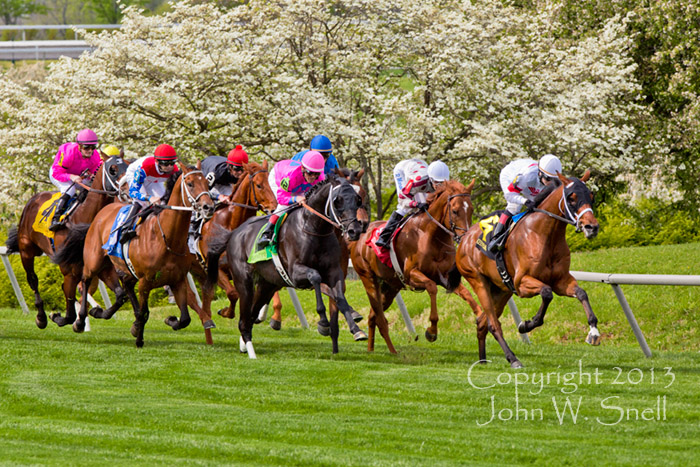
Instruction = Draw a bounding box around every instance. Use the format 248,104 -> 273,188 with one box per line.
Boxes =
525,199 -> 537,211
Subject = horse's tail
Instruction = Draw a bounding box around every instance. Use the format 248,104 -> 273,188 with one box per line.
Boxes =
5,226 -> 19,254
206,224 -> 234,286
53,223 -> 90,267
446,264 -> 463,292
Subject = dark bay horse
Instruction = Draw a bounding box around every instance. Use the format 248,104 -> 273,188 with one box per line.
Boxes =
349,179 -> 479,354
207,177 -> 364,357
456,171 -> 599,368
266,167 -> 369,338
54,165 -> 215,347
187,160 -> 277,344
5,156 -> 127,329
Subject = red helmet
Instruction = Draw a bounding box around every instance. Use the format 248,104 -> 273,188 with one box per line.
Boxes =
227,145 -> 249,166
154,144 -> 177,161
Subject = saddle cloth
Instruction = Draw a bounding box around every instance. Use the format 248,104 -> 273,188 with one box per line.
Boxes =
32,193 -> 64,239
475,210 -> 528,259
248,212 -> 289,264
102,205 -> 132,259
366,220 -> 408,268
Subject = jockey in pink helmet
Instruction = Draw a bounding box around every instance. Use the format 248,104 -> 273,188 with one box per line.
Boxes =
48,128 -> 103,231
257,150 -> 326,248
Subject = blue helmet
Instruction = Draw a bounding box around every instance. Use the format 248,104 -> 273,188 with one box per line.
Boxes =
310,135 -> 332,153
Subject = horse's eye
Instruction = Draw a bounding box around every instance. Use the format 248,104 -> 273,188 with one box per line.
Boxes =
187,182 -> 194,189
256,184 -> 262,190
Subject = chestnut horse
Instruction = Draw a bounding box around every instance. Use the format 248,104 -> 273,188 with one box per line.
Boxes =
5,156 -> 127,329
207,177 -> 365,356
265,167 -> 369,338
456,171 -> 599,368
349,179 -> 478,353
187,160 -> 277,343
54,165 -> 215,347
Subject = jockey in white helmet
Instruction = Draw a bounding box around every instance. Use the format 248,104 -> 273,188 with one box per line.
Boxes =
487,154 -> 562,253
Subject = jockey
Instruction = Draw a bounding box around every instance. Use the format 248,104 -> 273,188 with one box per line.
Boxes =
48,128 -> 103,231
427,160 -> 450,190
487,153 -> 562,253
257,150 -> 326,248
101,145 -> 121,158
375,158 -> 432,250
201,145 -> 248,203
119,144 -> 180,243
291,134 -> 340,176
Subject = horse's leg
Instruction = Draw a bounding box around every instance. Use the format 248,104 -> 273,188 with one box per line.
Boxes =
339,245 -> 362,323
467,276 -> 498,363
454,283 -> 483,317
164,279 -> 191,331
269,291 -> 282,330
555,275 -> 600,346
217,268 -> 238,319
132,280 -> 152,347
406,270 -> 441,342
516,276 -> 553,333
50,270 -> 78,327
489,293 -> 522,368
20,251 -> 46,329
90,266 -> 129,320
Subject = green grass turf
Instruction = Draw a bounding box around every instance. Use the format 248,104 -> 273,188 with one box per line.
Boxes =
0,243 -> 699,465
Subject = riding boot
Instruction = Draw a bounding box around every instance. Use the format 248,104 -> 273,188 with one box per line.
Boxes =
487,212 -> 513,253
376,211 -> 404,250
257,221 -> 276,249
49,193 -> 72,232
119,204 -> 142,244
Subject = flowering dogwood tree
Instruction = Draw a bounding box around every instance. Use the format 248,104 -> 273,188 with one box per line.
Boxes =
0,0 -> 643,217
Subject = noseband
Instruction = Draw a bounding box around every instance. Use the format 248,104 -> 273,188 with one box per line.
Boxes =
324,184 -> 360,236
559,181 -> 593,232
180,170 -> 213,218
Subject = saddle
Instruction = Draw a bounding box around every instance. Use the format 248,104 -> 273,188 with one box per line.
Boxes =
33,192 -> 83,240
248,212 -> 289,264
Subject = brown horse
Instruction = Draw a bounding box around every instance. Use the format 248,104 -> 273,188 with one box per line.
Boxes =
349,179 -> 478,353
187,160 -> 277,343
266,167 -> 369,338
5,155 -> 128,329
456,171 -> 599,368
54,165 -> 215,347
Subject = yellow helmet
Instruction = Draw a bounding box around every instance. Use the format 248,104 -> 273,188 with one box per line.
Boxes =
101,145 -> 120,157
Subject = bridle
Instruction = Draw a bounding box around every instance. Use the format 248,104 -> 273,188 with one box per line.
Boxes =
532,181 -> 593,232
300,183 -> 359,236
423,192 -> 472,243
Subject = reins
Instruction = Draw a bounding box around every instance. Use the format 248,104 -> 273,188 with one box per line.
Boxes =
422,192 -> 472,243
532,181 -> 593,232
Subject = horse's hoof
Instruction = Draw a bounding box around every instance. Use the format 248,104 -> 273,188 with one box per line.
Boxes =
518,322 -> 528,334
203,319 -> 216,330
317,323 -> 331,337
511,360 -> 524,369
270,319 -> 281,331
353,330 -> 368,341
425,330 -> 437,342
586,334 -> 602,346
131,323 -> 139,338
135,339 -> 144,348
35,316 -> 47,329
72,320 -> 85,333
351,310 -> 363,323
88,307 -> 103,318
164,316 -> 179,329
217,308 -> 234,319
49,312 -> 59,323
239,336 -> 247,354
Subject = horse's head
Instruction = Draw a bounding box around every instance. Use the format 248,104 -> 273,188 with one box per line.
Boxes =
334,167 -> 369,232
178,164 -> 216,219
307,177 -> 363,241
101,156 -> 129,194
557,170 -> 599,239
426,178 -> 475,242
242,160 -> 277,214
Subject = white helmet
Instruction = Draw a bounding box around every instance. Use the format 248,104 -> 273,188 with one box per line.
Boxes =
428,160 -> 450,182
538,154 -> 562,179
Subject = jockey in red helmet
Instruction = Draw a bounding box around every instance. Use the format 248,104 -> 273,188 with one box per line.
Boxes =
200,145 -> 249,203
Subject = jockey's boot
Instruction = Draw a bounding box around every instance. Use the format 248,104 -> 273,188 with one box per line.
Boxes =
487,212 -> 512,253
48,193 -> 72,232
376,211 -> 404,250
257,221 -> 276,249
119,204 -> 142,244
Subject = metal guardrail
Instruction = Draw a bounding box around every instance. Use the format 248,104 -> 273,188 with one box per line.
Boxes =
0,24 -> 120,60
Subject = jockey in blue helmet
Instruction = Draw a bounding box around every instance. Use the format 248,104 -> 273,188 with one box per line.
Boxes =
291,134 -> 339,175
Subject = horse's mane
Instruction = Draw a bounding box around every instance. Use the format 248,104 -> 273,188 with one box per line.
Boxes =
304,177 -> 334,201
162,167 -> 192,203
532,179 -> 562,207
426,180 -> 462,204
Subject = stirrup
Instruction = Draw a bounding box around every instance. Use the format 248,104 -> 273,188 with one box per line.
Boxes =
120,230 -> 137,244
48,220 -> 65,232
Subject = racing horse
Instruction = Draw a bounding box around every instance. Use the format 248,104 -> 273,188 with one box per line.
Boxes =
187,160 -> 277,344
349,179 -> 479,353
54,165 -> 215,347
265,167 -> 369,337
5,155 -> 128,329
206,176 -> 364,357
456,170 -> 599,368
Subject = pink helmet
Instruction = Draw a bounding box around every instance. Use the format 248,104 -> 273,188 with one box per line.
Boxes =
76,128 -> 98,145
301,150 -> 325,173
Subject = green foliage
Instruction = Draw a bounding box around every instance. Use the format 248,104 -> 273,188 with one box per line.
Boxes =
567,196 -> 700,251
87,0 -> 147,24
0,0 -> 46,25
